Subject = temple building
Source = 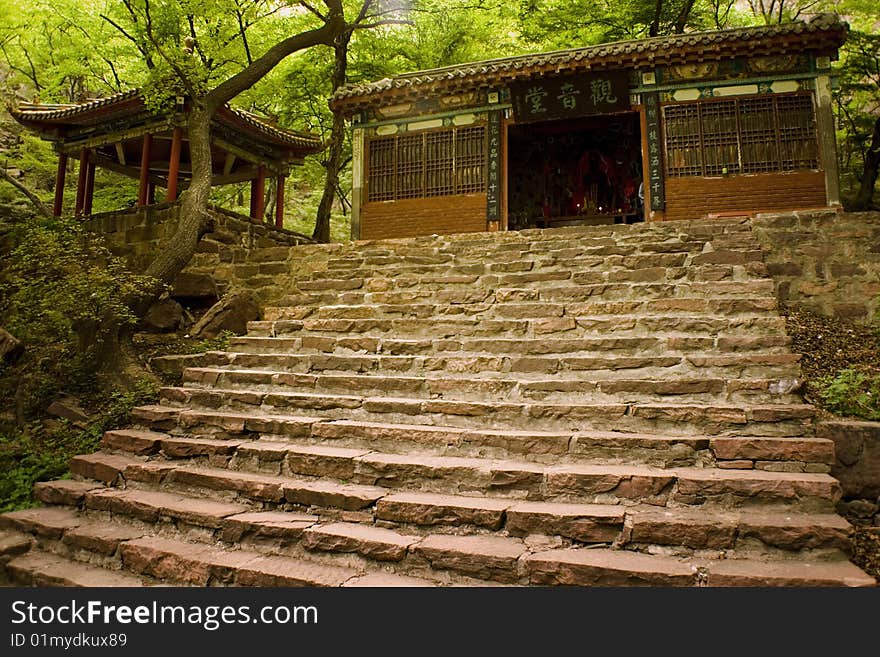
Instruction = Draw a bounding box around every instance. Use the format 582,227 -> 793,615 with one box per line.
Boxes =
10,90 -> 322,226
331,14 -> 848,240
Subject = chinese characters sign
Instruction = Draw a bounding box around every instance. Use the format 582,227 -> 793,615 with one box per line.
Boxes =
644,92 -> 665,210
510,71 -> 629,123
486,111 -> 502,221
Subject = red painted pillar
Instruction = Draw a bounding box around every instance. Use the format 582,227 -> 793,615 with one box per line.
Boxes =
74,148 -> 89,216
83,158 -> 96,215
167,127 -> 183,202
275,175 -> 285,228
53,152 -> 68,217
137,133 -> 152,206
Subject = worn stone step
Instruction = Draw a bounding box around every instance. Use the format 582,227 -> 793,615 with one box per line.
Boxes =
246,315 -> 788,344
5,550 -> 147,587
119,536 -> 359,586
264,300 -> 781,330
177,369 -> 801,406
84,488 -> 251,527
414,534 -> 527,583
183,350 -> 798,383
523,548 -> 876,587
375,492 -> 625,542
82,437 -> 839,511
0,507 -> 83,539
302,522 -> 419,562
34,479 -> 104,506
141,394 -> 819,439
623,507 -> 852,553
143,392 -> 817,437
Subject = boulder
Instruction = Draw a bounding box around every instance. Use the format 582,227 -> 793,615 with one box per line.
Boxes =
46,396 -> 91,429
190,290 -> 260,339
0,327 -> 24,364
143,298 -> 184,333
172,272 -> 219,300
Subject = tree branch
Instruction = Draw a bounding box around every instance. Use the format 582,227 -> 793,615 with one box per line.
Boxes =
0,168 -> 52,218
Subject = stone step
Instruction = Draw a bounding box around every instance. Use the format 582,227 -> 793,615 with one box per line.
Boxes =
264,296 -> 780,325
232,330 -> 790,356
273,282 -> 778,319
177,368 -> 801,405
103,420 -> 834,477
108,419 -> 834,468
4,550 -> 147,586
140,390 -> 817,437
0,483 -> 858,571
119,536 -> 361,586
80,439 -> 840,509
624,507 -> 852,553
188,350 -> 798,382
523,548 -> 876,587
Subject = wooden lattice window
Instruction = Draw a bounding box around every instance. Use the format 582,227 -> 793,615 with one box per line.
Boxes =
366,126 -> 486,202
663,92 -> 819,178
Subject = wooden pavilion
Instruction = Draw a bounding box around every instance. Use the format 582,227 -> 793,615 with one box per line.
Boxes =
331,14 -> 848,240
10,90 -> 322,226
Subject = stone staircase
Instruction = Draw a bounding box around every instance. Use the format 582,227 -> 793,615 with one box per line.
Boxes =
1,219 -> 875,587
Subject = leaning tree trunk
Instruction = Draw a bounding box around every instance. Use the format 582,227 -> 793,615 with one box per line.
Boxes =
313,31 -> 351,243
135,102 -> 216,316
853,115 -> 880,211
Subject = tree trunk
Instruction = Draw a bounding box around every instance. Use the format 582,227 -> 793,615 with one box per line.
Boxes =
135,102 -> 215,316
313,31 -> 351,243
649,0 -> 664,36
853,115 -> 880,211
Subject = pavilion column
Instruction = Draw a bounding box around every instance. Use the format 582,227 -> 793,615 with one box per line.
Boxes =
147,182 -> 156,204
138,133 -> 153,206
83,158 -> 96,216
167,126 -> 183,202
74,148 -> 90,217
53,152 -> 68,217
275,174 -> 286,228
251,164 -> 266,221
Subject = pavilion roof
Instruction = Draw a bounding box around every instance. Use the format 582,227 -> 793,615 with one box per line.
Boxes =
330,13 -> 848,115
10,90 -> 322,155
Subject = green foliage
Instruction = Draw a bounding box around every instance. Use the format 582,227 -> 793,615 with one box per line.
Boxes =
0,214 -> 158,417
817,366 -> 880,420
0,378 -> 158,513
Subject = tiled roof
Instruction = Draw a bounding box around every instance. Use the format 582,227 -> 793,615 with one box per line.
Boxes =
11,90 -> 321,152
331,13 -> 847,113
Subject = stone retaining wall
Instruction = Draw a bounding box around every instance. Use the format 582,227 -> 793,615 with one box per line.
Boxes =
83,202 -> 312,302
751,209 -> 880,322
818,420 -> 880,522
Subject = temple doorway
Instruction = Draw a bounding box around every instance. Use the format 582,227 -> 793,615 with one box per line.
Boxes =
507,112 -> 644,230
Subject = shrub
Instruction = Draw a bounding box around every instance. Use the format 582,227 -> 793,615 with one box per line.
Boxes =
817,365 -> 880,421
0,215 -> 157,418
0,377 -> 157,513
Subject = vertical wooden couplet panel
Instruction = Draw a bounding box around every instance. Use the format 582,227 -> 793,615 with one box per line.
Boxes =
138,133 -> 153,207
644,92 -> 665,212
486,110 -> 502,227
53,152 -> 68,217
275,175 -> 285,228
74,148 -> 90,217
167,127 -> 183,202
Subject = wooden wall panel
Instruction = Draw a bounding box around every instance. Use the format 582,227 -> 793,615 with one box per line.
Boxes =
361,194 -> 487,239
663,171 -> 827,221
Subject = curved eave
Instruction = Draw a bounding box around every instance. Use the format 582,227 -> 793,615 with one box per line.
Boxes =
216,107 -> 323,157
330,20 -> 848,115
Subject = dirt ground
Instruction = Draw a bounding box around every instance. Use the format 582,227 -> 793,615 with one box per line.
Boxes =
781,306 -> 880,581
